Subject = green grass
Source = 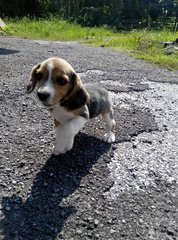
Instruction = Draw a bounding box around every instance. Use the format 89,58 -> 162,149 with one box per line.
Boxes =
4,18 -> 178,70
5,17 -> 112,41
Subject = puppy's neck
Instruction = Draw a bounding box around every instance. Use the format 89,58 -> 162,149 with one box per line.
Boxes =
48,103 -> 76,125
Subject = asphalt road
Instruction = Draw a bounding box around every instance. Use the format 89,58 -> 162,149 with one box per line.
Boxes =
0,37 -> 178,240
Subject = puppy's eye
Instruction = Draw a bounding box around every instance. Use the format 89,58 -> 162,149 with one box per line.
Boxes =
36,72 -> 43,80
56,77 -> 66,86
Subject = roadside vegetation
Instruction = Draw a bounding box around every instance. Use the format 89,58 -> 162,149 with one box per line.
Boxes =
2,1 -> 178,70
3,18 -> 178,70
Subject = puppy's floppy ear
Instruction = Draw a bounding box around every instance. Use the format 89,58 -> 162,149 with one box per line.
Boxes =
26,64 -> 41,94
61,73 -> 89,110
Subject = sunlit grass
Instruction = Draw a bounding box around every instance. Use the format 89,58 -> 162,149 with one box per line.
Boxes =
6,17 -> 112,41
4,17 -> 178,70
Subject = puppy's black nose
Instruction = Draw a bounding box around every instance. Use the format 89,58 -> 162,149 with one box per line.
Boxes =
37,92 -> 50,101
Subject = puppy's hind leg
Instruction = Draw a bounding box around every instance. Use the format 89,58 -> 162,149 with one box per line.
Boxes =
102,110 -> 116,143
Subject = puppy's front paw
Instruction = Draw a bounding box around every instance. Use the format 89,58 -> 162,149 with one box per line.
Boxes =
52,140 -> 74,156
52,146 -> 66,156
103,131 -> 115,143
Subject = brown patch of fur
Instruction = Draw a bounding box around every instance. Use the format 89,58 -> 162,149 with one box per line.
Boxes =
50,58 -> 74,103
54,118 -> 62,127
72,109 -> 82,116
29,58 -> 85,107
65,74 -> 83,100
27,64 -> 41,93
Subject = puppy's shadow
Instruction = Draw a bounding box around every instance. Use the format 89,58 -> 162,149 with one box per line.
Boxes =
1,133 -> 111,240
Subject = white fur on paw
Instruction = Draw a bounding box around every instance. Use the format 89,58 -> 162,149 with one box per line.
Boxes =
52,147 -> 66,155
52,140 -> 73,155
103,131 -> 115,143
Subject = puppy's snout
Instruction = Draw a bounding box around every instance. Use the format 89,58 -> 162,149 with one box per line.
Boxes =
37,92 -> 50,101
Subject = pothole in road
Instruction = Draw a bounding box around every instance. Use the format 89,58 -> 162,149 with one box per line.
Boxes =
114,104 -> 158,143
110,91 -> 158,143
103,82 -> 149,93
79,69 -> 149,93
106,82 -> 178,199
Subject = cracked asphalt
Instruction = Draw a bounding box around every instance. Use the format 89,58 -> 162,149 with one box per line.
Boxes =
0,37 -> 178,240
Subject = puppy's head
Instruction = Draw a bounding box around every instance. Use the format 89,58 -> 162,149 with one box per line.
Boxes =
27,57 -> 89,109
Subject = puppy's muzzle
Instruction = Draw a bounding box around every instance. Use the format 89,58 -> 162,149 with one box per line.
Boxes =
37,92 -> 50,102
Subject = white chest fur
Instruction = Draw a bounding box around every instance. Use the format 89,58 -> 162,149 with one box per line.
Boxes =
50,104 -> 76,125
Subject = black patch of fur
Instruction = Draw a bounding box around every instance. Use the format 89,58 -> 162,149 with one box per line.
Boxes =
60,88 -> 88,110
85,84 -> 112,119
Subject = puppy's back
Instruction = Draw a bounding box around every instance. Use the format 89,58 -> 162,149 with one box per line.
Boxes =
85,83 -> 113,119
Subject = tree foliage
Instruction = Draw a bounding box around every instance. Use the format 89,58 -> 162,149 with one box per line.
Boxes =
1,0 -> 178,29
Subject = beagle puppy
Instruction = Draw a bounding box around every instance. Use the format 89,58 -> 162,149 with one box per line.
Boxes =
27,57 -> 115,155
